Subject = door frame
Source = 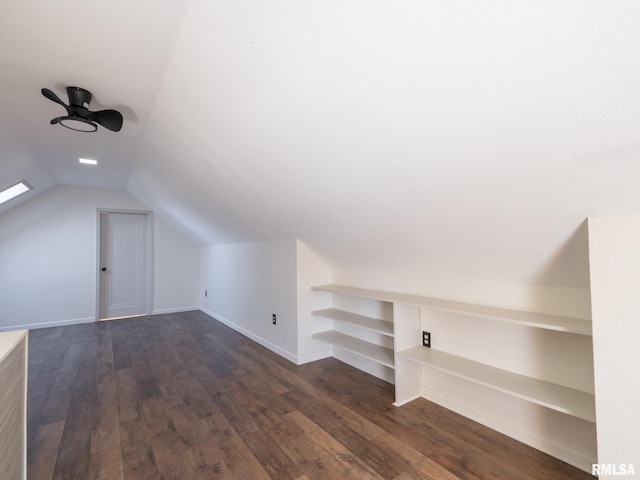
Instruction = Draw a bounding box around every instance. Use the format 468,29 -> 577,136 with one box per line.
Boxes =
95,208 -> 154,322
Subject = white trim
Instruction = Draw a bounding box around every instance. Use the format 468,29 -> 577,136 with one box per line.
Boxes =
0,310 -> 201,332
296,349 -> 332,365
152,306 -> 200,315
200,308 -> 299,364
0,317 -> 95,332
392,393 -> 422,407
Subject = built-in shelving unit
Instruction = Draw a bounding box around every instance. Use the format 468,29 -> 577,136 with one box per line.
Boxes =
311,283 -> 596,472
312,303 -> 395,375
398,345 -> 595,423
312,284 -> 592,335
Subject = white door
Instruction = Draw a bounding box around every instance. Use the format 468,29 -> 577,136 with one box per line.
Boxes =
99,212 -> 150,320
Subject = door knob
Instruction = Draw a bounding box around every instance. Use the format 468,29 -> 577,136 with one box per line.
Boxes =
101,267 -> 107,272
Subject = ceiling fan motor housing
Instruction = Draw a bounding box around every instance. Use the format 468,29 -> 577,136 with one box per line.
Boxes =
67,87 -> 92,107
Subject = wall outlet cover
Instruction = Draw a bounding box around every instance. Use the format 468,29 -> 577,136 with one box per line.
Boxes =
422,331 -> 431,348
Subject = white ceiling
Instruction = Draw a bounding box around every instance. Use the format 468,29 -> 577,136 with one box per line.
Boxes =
2,0 -> 640,288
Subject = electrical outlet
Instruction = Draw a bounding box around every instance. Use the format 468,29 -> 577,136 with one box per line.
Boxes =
422,331 -> 431,348
272,314 -> 277,325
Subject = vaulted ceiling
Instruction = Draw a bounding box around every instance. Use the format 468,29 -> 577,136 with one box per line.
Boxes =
2,0 -> 640,287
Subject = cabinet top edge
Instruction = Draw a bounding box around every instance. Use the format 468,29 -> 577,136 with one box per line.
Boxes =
0,330 -> 28,363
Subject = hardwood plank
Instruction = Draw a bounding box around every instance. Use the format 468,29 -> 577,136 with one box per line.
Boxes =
148,425 -> 196,480
224,344 -> 291,395
394,473 -> 426,480
28,420 -> 65,480
115,368 -> 141,422
38,346 -> 80,425
167,404 -> 211,451
284,410 -> 385,480
91,352 -> 121,454
51,359 -> 96,480
211,387 -> 303,479
120,416 -> 159,480
199,413 -> 272,480
372,402 -> 539,480
233,342 -> 297,394
159,367 -> 221,420
110,324 -> 132,371
87,443 -> 124,480
184,438 -> 236,480
27,328 -> 70,451
27,383 -> 54,449
277,425 -> 352,480
284,388 -> 408,479
228,365 -> 296,416
371,430 -> 461,480
129,356 -> 162,400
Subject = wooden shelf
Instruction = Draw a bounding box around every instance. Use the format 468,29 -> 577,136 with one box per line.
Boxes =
398,346 -> 596,423
312,330 -> 395,369
312,308 -> 394,337
312,284 -> 592,336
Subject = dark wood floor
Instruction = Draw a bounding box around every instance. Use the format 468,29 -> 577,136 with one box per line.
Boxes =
26,311 -> 594,480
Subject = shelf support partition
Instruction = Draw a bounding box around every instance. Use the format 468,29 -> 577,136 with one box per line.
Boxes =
392,302 -> 422,406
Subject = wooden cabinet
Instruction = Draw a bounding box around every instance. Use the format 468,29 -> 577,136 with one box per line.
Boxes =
0,330 -> 28,480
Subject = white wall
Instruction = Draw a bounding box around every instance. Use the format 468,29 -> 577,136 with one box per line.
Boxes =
152,214 -> 201,315
200,239 -> 299,361
589,215 -> 640,475
0,186 -> 199,330
295,240 -> 332,363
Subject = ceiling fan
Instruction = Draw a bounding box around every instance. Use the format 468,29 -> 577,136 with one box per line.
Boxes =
41,86 -> 123,132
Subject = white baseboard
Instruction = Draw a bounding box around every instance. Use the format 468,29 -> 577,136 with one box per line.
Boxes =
297,348 -> 332,365
0,316 -> 96,332
0,307 -> 200,332
200,308 -> 299,364
152,306 -> 200,315
422,388 -> 596,473
393,394 -> 422,407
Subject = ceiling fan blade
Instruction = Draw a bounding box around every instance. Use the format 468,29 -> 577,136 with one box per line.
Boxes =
41,88 -> 69,109
89,109 -> 123,132
50,117 -> 60,125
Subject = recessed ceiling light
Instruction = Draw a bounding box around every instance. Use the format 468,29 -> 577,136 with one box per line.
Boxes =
79,158 -> 98,165
0,181 -> 32,206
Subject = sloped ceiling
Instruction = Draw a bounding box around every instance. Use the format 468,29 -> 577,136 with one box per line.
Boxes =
2,0 -> 640,287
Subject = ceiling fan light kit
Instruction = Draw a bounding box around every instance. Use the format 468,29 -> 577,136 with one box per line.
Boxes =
41,86 -> 123,132
57,115 -> 98,132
